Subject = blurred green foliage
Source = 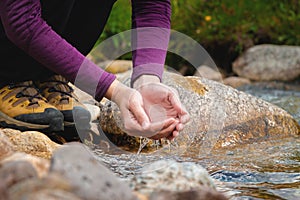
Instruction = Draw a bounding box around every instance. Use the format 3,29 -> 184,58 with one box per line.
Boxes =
95,0 -> 300,73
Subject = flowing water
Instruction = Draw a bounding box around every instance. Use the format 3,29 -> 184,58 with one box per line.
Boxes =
93,82 -> 300,200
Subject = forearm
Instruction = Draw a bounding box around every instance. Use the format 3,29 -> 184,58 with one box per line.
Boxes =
131,0 -> 171,85
0,0 -> 115,101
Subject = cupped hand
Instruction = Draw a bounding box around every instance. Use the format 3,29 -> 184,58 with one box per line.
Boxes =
106,79 -> 176,137
133,75 -> 190,140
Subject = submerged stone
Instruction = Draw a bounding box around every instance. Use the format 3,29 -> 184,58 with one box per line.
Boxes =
130,160 -> 215,194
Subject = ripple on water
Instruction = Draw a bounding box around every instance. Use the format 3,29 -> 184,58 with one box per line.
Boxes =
91,137 -> 300,199
238,85 -> 300,124
92,86 -> 300,200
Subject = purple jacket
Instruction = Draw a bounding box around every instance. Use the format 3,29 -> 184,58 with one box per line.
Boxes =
0,0 -> 171,101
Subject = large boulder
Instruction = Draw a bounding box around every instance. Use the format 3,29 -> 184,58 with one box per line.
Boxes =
99,71 -> 299,151
232,44 -> 300,81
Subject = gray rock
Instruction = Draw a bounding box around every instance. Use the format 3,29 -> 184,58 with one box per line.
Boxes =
50,142 -> 137,200
232,44 -> 300,81
131,160 -> 215,195
18,189 -> 82,200
1,152 -> 50,178
8,173 -> 76,200
0,161 -> 38,188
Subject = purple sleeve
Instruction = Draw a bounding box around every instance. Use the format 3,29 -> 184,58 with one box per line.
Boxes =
131,0 -> 171,85
0,0 -> 116,101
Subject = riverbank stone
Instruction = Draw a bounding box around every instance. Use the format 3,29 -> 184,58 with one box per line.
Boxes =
1,152 -> 50,177
233,44 -> 300,81
0,160 -> 38,189
0,130 -> 14,160
1,128 -> 61,159
50,142 -> 138,200
8,173 -> 77,200
131,160 -> 215,195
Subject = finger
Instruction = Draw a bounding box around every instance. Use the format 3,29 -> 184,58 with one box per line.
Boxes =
176,123 -> 184,132
180,112 -> 190,124
126,117 -> 176,138
129,98 -> 150,128
149,122 -> 177,140
166,130 -> 179,140
169,93 -> 190,124
147,117 -> 176,137
121,109 -> 141,135
168,90 -> 188,116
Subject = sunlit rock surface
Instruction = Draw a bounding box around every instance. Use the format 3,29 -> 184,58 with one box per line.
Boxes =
0,130 -> 14,160
1,128 -> 61,159
99,71 -> 300,151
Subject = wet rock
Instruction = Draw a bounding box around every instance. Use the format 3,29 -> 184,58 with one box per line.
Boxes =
131,160 -> 215,195
149,187 -> 228,200
0,130 -> 14,160
99,71 -> 300,150
0,160 -> 38,188
8,173 -> 77,200
223,76 -> 251,88
1,128 -> 61,159
50,142 -> 137,200
194,65 -> 223,82
232,44 -> 300,81
2,152 -> 50,177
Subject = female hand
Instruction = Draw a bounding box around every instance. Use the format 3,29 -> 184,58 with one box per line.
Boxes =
133,75 -> 190,140
105,79 -> 177,138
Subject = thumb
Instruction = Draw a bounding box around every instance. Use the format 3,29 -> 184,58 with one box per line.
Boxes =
168,89 -> 184,114
169,89 -> 190,124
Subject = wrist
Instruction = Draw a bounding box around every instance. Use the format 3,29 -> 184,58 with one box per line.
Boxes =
132,75 -> 160,89
105,79 -> 122,101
